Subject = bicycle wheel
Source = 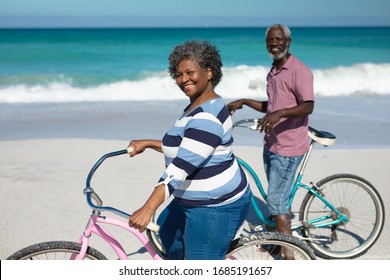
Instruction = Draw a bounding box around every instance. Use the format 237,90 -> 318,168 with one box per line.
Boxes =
226,232 -> 316,260
6,241 -> 107,260
146,229 -> 167,259
299,174 -> 385,259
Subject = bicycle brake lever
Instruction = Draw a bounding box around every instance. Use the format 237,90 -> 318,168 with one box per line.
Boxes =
249,119 -> 260,131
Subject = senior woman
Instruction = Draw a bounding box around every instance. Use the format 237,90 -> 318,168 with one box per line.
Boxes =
128,40 -> 252,260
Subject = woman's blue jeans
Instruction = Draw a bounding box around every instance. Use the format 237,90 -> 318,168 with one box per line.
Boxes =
157,188 -> 252,260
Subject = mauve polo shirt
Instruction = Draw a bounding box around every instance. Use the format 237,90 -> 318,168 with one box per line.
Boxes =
264,54 -> 315,157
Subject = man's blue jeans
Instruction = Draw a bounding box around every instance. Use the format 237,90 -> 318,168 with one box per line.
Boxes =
157,188 -> 252,260
263,147 -> 303,216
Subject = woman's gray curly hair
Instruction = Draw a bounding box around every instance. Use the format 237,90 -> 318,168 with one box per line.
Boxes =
168,40 -> 223,88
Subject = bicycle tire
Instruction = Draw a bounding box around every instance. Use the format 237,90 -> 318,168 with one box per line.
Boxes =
226,232 -> 316,260
299,173 -> 385,259
147,196 -> 174,258
6,241 -> 107,260
146,229 -> 167,259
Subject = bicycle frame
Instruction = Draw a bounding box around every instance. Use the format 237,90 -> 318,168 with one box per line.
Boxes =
236,125 -> 350,233
71,213 -> 163,260
58,141 -> 316,261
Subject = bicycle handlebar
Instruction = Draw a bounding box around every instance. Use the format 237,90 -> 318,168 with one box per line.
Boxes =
233,118 -> 336,147
233,118 -> 261,131
83,147 -> 160,233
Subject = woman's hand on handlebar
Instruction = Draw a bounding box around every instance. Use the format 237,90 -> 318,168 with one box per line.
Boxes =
129,184 -> 166,232
127,139 -> 163,157
129,206 -> 154,232
127,140 -> 146,157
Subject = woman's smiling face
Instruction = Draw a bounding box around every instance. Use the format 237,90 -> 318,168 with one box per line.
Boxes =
174,59 -> 212,101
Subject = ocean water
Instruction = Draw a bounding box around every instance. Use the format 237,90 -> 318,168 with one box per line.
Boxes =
1,27 -> 390,102
1,27 -> 390,148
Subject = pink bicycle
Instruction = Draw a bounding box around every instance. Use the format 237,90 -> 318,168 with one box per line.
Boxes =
7,148 -> 316,260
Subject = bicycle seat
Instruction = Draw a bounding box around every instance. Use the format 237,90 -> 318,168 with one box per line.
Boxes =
308,127 -> 336,146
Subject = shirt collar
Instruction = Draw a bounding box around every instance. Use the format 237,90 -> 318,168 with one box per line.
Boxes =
271,54 -> 294,74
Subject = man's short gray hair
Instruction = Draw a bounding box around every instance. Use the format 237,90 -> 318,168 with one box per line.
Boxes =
265,24 -> 292,39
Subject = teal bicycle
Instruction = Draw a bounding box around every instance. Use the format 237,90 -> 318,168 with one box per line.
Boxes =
233,118 -> 385,259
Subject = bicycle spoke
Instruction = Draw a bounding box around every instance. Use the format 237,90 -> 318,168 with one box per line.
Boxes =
300,174 -> 384,259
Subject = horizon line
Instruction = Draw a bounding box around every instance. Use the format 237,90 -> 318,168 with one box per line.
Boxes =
1,25 -> 389,29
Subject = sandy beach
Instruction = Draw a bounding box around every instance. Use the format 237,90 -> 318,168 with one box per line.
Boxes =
0,138 -> 389,260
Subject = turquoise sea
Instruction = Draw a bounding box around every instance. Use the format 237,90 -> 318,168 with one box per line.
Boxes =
1,27 -> 390,102
1,27 -> 390,148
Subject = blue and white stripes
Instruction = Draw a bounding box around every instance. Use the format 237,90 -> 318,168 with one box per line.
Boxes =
159,98 -> 248,206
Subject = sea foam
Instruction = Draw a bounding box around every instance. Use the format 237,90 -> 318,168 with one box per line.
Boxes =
1,63 -> 389,103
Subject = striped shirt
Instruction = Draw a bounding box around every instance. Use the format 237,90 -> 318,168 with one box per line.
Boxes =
158,97 -> 248,206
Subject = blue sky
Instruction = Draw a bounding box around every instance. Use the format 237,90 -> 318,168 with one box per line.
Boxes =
0,0 -> 389,28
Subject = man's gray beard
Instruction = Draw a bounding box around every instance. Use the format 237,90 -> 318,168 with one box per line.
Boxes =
268,48 -> 288,61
